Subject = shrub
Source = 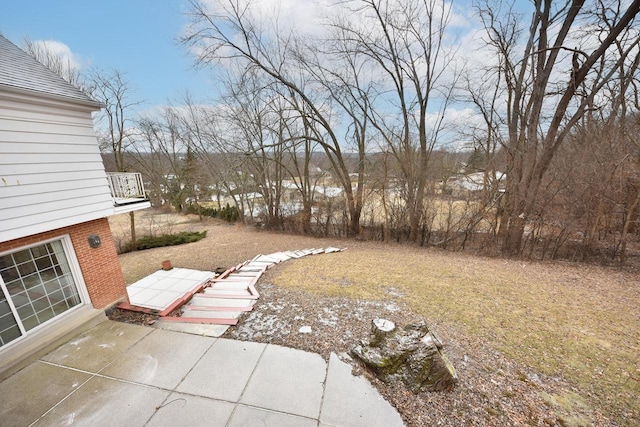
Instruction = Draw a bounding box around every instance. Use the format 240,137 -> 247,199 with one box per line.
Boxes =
121,231 -> 207,253
220,204 -> 239,222
186,203 -> 238,222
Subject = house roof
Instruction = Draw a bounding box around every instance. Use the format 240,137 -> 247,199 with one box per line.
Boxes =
0,34 -> 101,107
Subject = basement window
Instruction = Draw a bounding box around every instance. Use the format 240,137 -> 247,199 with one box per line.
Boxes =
0,238 -> 84,348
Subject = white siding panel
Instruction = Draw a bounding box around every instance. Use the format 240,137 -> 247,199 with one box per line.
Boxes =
0,117 -> 95,136
2,193 -> 113,221
0,108 -> 91,126
1,162 -> 103,177
1,152 -> 100,165
0,130 -> 93,145
0,203 -> 116,243
0,95 -> 115,242
0,141 -> 98,154
0,178 -> 110,200
0,169 -> 107,187
0,97 -> 90,121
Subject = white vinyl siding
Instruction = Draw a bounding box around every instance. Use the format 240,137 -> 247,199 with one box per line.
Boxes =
0,92 -> 114,242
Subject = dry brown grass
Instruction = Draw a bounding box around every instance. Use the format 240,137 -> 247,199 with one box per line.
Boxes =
275,247 -> 640,425
109,210 -> 348,284
112,209 -> 640,425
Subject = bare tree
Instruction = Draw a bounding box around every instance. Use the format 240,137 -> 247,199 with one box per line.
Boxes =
476,0 -> 640,255
331,0 -> 459,241
87,69 -> 142,245
89,69 -> 141,171
22,36 -> 85,89
136,107 -> 191,212
182,0 -> 367,236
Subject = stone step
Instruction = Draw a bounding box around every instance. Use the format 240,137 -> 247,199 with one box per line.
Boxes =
201,290 -> 258,300
209,282 -> 252,290
182,308 -> 243,319
183,304 -> 253,312
190,295 -> 255,307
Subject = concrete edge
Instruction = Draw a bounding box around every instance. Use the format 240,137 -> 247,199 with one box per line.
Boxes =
0,305 -> 107,381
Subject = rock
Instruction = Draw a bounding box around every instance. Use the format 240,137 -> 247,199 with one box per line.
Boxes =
299,325 -> 312,334
351,319 -> 458,392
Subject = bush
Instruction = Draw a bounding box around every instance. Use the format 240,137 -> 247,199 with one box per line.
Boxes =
186,204 -> 218,218
186,203 -> 238,222
220,204 -> 239,222
121,231 -> 207,253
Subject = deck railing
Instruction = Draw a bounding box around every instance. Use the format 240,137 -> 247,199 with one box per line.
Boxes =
106,172 -> 147,202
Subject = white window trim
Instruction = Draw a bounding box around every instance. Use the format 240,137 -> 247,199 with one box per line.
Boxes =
0,234 -> 90,346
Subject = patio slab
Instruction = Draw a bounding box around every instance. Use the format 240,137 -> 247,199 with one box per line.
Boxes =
146,392 -> 235,427
1,319 -> 404,427
151,319 -> 230,337
177,338 -> 266,401
102,329 -> 215,389
41,320 -> 152,372
126,268 -> 215,311
33,375 -> 169,426
320,353 -> 405,427
240,344 -> 326,418
0,361 -> 91,427
227,405 -> 317,427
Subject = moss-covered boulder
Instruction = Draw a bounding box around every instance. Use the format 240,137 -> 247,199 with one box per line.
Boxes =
351,319 -> 458,392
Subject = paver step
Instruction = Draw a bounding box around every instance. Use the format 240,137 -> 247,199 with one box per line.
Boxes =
161,316 -> 239,325
120,249 -> 344,329
182,309 -> 243,319
204,288 -> 251,295
209,282 -> 252,290
200,291 -> 259,300
189,295 -> 255,307
184,305 -> 253,312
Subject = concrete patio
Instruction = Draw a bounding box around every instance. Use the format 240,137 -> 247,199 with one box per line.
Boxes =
0,320 -> 405,426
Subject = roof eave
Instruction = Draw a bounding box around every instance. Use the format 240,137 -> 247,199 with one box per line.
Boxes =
0,83 -> 104,110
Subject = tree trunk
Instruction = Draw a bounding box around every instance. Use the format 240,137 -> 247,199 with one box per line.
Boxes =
129,211 -> 136,250
619,189 -> 640,264
301,203 -> 312,234
502,213 -> 525,256
349,207 -> 362,238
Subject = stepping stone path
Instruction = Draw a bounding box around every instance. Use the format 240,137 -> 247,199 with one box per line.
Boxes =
153,248 -> 345,336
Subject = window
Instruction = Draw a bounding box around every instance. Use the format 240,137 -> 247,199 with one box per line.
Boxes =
0,239 -> 83,348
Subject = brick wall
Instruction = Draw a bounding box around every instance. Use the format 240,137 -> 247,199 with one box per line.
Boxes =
0,218 -> 127,309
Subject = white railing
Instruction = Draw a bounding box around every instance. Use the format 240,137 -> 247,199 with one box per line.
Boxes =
106,172 -> 147,202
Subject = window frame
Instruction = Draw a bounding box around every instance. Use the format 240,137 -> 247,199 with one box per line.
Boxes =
0,234 -> 90,347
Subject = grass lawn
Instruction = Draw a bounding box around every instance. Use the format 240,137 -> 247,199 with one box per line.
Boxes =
273,246 -> 640,424
114,211 -> 639,424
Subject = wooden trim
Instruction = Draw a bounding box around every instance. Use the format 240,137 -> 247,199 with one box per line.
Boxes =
116,302 -> 158,314
157,281 -> 212,316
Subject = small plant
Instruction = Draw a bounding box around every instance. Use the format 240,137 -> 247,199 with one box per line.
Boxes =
120,230 -> 207,253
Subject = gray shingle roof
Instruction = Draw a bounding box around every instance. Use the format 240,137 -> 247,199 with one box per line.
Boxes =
0,34 -> 100,106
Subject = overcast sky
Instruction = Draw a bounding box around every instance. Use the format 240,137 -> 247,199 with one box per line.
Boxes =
0,0 -> 214,109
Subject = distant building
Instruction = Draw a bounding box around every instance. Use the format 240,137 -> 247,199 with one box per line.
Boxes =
448,171 -> 506,197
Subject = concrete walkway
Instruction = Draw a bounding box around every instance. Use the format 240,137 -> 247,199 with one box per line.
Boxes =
0,320 -> 404,427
